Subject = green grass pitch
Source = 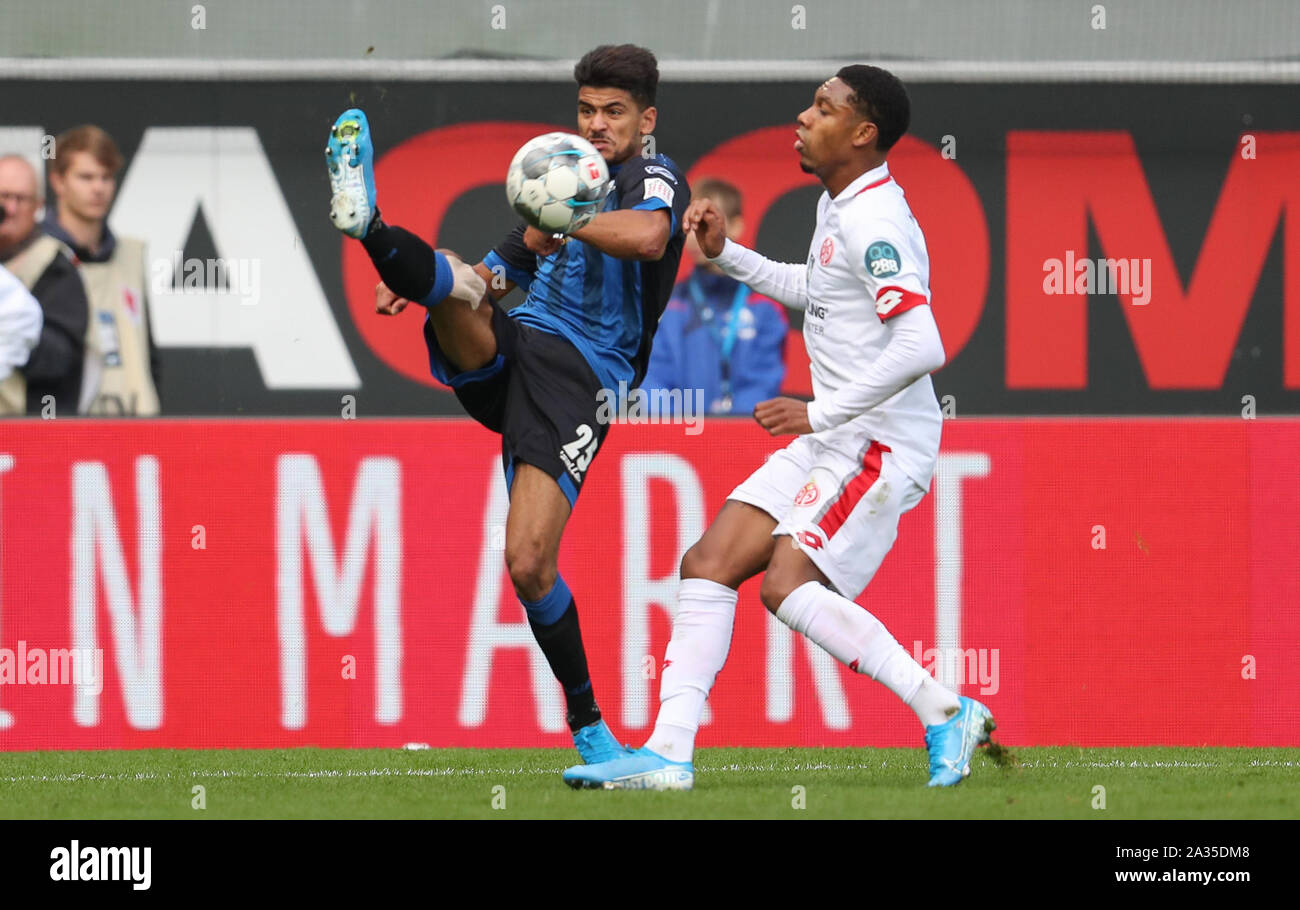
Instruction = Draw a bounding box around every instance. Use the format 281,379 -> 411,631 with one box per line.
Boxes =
2,747 -> 1296,819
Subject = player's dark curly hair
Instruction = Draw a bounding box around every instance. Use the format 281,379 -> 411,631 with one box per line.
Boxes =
835,64 -> 910,152
574,44 -> 659,110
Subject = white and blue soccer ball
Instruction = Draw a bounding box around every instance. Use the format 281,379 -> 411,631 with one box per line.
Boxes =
506,132 -> 611,234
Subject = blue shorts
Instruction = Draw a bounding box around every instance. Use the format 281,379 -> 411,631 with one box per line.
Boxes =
424,301 -> 609,507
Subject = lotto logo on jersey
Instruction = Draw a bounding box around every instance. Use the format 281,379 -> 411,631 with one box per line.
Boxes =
875,286 -> 925,318
866,241 -> 901,277
876,288 -> 905,316
794,480 -> 819,506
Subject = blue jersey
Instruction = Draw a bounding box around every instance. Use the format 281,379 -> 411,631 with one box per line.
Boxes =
482,154 -> 691,390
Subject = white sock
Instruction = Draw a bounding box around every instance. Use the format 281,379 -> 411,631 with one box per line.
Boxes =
775,581 -> 960,727
645,578 -> 738,762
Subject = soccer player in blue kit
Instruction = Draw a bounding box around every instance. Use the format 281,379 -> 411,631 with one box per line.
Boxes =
325,45 -> 690,764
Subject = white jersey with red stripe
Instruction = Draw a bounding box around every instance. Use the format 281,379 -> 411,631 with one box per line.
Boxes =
713,161 -> 943,490
802,161 -> 941,488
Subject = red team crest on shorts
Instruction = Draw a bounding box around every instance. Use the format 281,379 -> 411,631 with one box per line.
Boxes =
794,480 -> 819,506
819,237 -> 834,265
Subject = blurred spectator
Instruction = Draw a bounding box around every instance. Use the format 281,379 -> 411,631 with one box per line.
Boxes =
0,154 -> 88,416
0,261 -> 43,414
45,125 -> 160,416
641,177 -> 787,416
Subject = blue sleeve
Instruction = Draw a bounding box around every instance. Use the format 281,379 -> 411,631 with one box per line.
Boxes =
615,156 -> 690,236
484,223 -> 536,292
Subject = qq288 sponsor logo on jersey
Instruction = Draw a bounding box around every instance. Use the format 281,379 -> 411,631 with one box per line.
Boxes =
866,241 -> 901,279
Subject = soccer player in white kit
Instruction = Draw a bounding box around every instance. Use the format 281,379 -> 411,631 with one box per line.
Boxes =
564,65 -> 997,791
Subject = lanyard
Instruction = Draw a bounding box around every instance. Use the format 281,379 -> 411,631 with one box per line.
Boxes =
687,275 -> 749,360
687,274 -> 749,408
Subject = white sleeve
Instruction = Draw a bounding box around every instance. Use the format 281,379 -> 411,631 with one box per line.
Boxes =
806,303 -> 945,432
0,266 -> 43,381
709,238 -> 808,310
852,219 -> 930,320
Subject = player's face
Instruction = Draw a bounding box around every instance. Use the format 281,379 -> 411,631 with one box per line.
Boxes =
577,86 -> 655,165
51,152 -> 116,222
0,159 -> 40,251
794,77 -> 869,175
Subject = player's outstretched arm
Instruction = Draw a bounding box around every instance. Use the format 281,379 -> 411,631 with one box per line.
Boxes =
568,209 -> 671,261
685,198 -> 808,309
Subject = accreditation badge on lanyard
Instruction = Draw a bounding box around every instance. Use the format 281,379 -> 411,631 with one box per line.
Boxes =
96,310 -> 123,368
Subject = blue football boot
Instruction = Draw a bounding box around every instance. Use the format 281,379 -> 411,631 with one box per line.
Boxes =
924,695 -> 996,787
562,746 -> 694,791
571,718 -> 632,765
326,108 -> 378,238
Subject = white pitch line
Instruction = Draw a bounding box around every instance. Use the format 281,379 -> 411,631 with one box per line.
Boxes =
0,758 -> 1293,784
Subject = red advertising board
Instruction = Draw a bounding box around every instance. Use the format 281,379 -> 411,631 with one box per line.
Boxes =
0,418 -> 1295,750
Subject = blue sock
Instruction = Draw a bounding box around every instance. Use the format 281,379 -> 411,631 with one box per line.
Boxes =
360,221 -> 453,307
422,251 -> 454,307
521,575 -> 599,730
520,574 -> 572,627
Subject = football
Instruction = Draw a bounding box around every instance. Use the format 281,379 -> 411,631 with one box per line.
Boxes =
505,132 -> 611,234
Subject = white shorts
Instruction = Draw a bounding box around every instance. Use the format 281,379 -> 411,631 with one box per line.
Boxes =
728,434 -> 926,599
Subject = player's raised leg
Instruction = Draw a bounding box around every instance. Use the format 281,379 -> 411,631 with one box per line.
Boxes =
506,462 -> 625,763
326,108 -> 495,373
326,110 -> 377,239
562,499 -> 776,789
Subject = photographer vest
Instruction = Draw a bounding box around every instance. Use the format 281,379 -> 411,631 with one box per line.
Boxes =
76,236 -> 160,416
